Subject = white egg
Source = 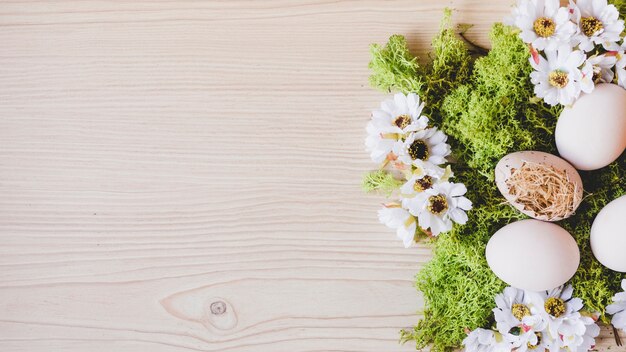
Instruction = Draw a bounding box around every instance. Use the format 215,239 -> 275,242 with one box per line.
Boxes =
555,83 -> 626,170
486,219 -> 580,291
590,195 -> 626,272
495,151 -> 583,221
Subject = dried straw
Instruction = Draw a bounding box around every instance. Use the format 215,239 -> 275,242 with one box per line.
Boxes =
505,161 -> 582,221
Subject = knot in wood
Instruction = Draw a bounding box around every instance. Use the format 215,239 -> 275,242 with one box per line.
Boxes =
210,300 -> 227,315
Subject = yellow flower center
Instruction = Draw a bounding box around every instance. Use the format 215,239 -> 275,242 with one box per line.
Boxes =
581,16 -> 603,36
413,175 -> 434,192
408,139 -> 429,161
533,17 -> 556,37
544,297 -> 566,318
511,303 -> 531,321
427,195 -> 448,215
393,114 -> 411,129
548,71 -> 569,88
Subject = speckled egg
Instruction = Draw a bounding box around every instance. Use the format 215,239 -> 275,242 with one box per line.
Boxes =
555,84 -> 626,170
590,195 -> 626,272
486,219 -> 580,291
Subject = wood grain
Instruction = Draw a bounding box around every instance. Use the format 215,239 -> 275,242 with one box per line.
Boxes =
0,1 -> 623,351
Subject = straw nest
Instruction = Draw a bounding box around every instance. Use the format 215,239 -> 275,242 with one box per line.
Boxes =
505,161 -> 583,221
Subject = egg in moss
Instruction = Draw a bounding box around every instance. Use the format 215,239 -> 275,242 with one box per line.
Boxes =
555,84 -> 626,170
486,219 -> 579,291
590,195 -> 626,272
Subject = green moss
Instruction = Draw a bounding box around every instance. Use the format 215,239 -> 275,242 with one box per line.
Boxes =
368,9 -> 472,110
362,170 -> 402,196
368,34 -> 425,94
441,23 -> 560,179
422,8 -> 473,125
368,7 -> 626,352
402,205 -> 526,351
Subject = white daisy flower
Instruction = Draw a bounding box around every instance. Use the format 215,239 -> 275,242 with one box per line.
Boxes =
493,287 -> 545,335
493,286 -> 529,334
399,168 -> 445,200
526,285 -> 600,351
372,92 -> 430,134
404,182 -> 472,236
463,328 -> 512,352
491,288 -> 547,352
478,286 -> 597,352
569,0 -> 624,52
528,285 -> 584,339
581,319 -> 601,352
512,0 -> 577,50
578,317 -> 601,352
557,313 -> 600,352
607,279 -> 626,331
394,127 -> 451,175
580,52 -> 618,93
530,44 -> 586,106
377,204 -> 416,248
365,93 -> 429,164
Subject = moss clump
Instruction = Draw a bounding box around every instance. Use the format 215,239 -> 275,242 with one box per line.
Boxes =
441,23 -> 561,180
422,9 -> 473,123
368,8 -> 626,352
368,9 -> 473,120
368,34 -> 425,94
362,170 -> 403,197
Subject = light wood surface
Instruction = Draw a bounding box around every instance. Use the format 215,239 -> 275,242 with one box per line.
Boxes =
0,1 -> 623,351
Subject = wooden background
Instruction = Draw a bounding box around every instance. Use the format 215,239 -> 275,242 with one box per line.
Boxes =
0,1 -> 623,351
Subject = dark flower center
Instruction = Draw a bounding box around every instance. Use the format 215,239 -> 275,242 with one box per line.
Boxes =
533,17 -> 556,37
408,140 -> 429,160
427,195 -> 448,215
581,16 -> 603,36
413,175 -> 434,192
394,114 -> 411,129
544,297 -> 566,318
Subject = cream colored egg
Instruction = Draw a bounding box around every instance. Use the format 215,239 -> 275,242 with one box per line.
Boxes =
495,151 -> 583,221
486,219 -> 580,291
555,84 -> 626,170
590,195 -> 626,272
